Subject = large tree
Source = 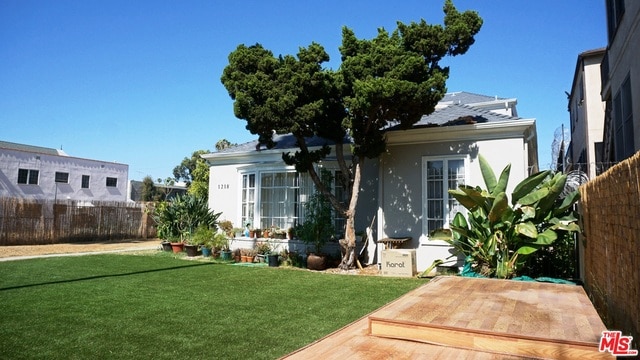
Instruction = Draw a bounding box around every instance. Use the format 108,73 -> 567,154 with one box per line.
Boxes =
221,0 -> 482,269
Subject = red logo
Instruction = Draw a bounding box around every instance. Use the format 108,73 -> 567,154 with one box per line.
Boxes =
599,331 -> 638,356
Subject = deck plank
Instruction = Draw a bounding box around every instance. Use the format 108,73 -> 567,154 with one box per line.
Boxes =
280,276 -> 613,359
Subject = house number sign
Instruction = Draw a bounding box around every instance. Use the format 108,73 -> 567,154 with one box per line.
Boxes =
217,184 -> 230,190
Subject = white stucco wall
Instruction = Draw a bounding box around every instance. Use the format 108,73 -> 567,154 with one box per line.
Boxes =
380,130 -> 530,272
208,163 -> 241,227
0,148 -> 128,201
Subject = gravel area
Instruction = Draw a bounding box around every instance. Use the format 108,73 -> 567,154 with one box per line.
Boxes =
0,239 -> 161,258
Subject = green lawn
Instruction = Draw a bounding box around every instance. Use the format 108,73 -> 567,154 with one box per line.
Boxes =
0,253 -> 423,359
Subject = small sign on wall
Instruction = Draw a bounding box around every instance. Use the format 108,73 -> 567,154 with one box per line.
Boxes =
217,184 -> 230,190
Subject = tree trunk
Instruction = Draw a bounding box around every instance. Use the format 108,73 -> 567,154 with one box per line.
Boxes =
339,157 -> 363,270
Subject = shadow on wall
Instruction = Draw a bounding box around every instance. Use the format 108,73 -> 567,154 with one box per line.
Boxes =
382,142 -> 479,248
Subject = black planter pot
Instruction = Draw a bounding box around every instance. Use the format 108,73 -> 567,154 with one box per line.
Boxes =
267,254 -> 279,267
185,244 -> 199,257
161,241 -> 172,252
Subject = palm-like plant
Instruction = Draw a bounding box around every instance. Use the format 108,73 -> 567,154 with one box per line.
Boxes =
431,155 -> 580,278
151,193 -> 221,243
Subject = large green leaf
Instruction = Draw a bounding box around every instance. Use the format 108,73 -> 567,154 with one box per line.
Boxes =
493,163 -> 511,196
537,173 -> 567,213
479,154 -> 497,194
517,243 -> 542,255
532,228 -> 557,245
488,192 -> 509,224
517,187 -> 550,206
511,170 -> 551,205
449,186 -> 487,211
554,190 -> 581,215
429,228 -> 453,241
515,222 -> 537,238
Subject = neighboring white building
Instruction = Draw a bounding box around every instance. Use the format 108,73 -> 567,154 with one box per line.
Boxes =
0,140 -> 128,201
568,48 -> 607,179
203,92 -> 538,271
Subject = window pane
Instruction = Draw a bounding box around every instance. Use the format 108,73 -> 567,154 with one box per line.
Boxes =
28,170 -> 39,185
17,169 -> 28,184
55,172 -> 69,183
106,177 -> 117,187
81,175 -> 90,188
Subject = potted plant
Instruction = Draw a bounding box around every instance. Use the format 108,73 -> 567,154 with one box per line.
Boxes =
190,225 -> 215,257
212,231 -> 232,261
296,169 -> 335,270
232,227 -> 244,238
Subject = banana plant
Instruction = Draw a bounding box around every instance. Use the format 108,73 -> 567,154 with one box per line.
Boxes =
430,155 -> 580,279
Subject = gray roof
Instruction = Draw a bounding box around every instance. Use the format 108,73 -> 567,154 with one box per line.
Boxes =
213,91 -> 523,155
0,140 -> 67,156
439,91 -> 506,105
215,133 -> 350,155
406,103 -> 521,129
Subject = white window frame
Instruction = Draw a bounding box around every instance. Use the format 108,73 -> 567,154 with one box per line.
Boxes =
238,165 -> 344,232
422,155 -> 469,245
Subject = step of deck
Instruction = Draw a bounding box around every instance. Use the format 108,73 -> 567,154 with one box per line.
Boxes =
368,276 -> 612,359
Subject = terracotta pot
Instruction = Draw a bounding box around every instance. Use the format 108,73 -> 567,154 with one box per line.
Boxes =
306,253 -> 328,271
170,242 -> 184,253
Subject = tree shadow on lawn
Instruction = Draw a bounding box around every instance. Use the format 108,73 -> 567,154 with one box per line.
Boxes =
0,262 -> 213,291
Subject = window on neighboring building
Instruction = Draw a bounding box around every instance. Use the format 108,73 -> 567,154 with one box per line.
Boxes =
423,157 -> 467,235
55,172 -> 69,183
606,0 -> 625,42
614,76 -> 634,161
81,175 -> 90,189
17,169 -> 39,185
106,177 -> 118,187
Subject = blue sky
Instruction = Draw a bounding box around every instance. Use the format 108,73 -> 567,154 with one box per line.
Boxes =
1,0 -> 606,180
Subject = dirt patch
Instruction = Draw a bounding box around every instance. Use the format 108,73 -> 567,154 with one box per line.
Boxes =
0,239 -> 161,258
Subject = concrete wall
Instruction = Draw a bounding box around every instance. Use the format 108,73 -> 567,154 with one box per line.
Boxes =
0,148 -> 128,201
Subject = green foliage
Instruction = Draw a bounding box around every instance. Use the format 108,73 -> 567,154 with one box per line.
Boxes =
187,158 -> 210,199
221,1 -> 483,257
140,175 -> 157,201
430,155 -> 581,279
151,193 -> 221,242
296,169 -> 335,254
173,149 -> 208,187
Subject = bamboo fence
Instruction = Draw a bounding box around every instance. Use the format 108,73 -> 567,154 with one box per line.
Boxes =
580,150 -> 639,344
0,198 -> 156,245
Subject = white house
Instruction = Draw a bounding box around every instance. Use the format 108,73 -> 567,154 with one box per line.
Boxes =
203,92 -> 538,271
0,140 -> 129,202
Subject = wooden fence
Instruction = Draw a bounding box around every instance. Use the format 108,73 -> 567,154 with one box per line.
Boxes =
0,198 -> 156,245
580,150 -> 639,343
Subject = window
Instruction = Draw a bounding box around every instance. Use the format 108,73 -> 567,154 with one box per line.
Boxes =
423,157 -> 467,236
55,172 -> 69,183
241,174 -> 256,228
606,0 -> 625,42
613,76 -> 634,161
106,177 -> 118,187
17,169 -> 39,185
241,169 -> 344,231
81,175 -> 90,189
260,172 -> 304,229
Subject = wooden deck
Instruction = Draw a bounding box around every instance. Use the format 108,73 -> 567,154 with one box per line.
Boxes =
281,276 -> 613,359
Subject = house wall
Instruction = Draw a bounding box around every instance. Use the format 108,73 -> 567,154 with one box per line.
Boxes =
0,148 -> 128,201
380,136 -> 528,272
208,163 -> 242,227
